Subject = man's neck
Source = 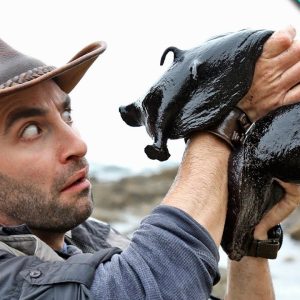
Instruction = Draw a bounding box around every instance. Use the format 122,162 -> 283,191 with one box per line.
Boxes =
0,213 -> 65,251
29,228 -> 65,251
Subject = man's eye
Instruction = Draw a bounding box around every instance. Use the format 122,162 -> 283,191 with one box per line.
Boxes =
21,124 -> 40,139
62,110 -> 73,124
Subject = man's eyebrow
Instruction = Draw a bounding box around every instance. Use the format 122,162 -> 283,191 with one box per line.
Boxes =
5,107 -> 48,133
4,95 -> 71,133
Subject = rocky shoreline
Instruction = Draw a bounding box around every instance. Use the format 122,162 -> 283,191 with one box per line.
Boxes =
91,167 -> 177,231
91,166 -> 300,236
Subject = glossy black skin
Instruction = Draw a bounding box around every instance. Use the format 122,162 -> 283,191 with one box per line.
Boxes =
221,103 -> 300,260
119,29 -> 273,161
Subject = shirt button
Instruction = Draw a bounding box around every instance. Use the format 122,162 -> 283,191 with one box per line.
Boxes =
29,270 -> 42,278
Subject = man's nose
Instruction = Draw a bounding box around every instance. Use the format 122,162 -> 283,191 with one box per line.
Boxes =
58,124 -> 88,163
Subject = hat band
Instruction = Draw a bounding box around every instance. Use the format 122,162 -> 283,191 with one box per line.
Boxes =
0,66 -> 56,90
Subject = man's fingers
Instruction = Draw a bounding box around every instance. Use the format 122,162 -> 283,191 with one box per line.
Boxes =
280,60 -> 300,91
256,199 -> 296,235
274,40 -> 300,71
262,26 -> 296,59
283,83 -> 300,106
275,179 -> 300,198
254,180 -> 300,239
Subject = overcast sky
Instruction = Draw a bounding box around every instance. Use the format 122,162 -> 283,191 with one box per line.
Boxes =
1,0 -> 300,171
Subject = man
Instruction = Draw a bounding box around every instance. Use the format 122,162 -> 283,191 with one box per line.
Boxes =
0,26 -> 299,299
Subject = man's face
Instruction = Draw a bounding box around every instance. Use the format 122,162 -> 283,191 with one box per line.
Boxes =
0,80 -> 93,233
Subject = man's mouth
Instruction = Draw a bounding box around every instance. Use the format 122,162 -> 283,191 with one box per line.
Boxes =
60,167 -> 91,193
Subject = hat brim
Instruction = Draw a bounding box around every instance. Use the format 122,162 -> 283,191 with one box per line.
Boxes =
0,41 -> 107,96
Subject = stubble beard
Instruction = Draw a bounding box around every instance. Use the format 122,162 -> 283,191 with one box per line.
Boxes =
0,163 -> 94,233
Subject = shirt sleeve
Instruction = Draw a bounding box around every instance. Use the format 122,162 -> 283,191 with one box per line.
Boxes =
90,205 -> 220,300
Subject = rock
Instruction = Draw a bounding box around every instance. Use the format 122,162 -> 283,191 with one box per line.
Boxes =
287,223 -> 300,241
283,255 -> 296,263
91,167 -> 178,228
91,167 -> 177,209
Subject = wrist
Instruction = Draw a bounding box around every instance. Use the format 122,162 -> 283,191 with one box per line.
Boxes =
188,131 -> 231,154
247,225 -> 283,259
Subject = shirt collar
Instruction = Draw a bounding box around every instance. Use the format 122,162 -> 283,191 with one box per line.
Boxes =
0,223 -> 32,235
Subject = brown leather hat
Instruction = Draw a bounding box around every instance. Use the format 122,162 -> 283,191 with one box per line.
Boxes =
0,38 -> 107,97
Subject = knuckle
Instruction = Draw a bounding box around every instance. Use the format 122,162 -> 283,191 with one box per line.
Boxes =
272,31 -> 292,48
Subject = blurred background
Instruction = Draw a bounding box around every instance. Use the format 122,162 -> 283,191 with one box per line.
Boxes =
1,0 -> 300,298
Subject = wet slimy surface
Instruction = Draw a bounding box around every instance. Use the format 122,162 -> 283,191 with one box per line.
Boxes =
119,29 -> 272,161
120,29 -> 288,261
222,103 -> 300,260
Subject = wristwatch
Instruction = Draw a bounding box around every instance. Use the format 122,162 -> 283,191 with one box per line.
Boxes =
207,107 -> 252,148
246,224 -> 283,259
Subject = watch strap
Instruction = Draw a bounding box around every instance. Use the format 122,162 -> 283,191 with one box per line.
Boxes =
207,107 -> 251,148
246,224 -> 283,259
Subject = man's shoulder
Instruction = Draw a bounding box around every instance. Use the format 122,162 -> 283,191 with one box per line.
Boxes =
0,245 -> 120,300
71,217 -> 130,251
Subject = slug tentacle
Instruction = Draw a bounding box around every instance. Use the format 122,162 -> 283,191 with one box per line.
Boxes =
160,46 -> 183,66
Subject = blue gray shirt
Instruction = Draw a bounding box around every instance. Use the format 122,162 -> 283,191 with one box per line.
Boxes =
91,205 -> 220,299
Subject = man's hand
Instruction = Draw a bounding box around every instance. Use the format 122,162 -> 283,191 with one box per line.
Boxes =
226,180 -> 300,300
237,27 -> 300,240
254,180 -> 300,240
236,26 -> 300,240
238,26 -> 300,121
226,27 -> 300,300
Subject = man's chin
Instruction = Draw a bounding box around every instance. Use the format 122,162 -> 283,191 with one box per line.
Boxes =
28,195 -> 94,234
